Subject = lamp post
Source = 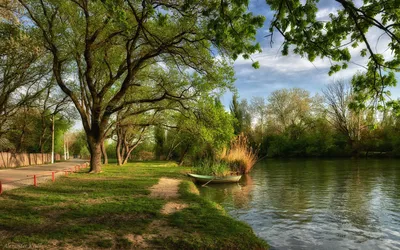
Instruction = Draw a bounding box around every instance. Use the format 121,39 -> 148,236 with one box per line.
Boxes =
66,137 -> 69,159
63,133 -> 67,161
51,114 -> 55,164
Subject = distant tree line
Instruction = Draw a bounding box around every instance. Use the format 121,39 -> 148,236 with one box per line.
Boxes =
230,81 -> 400,158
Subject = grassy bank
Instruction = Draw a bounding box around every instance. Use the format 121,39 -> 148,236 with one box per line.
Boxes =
0,161 -> 268,249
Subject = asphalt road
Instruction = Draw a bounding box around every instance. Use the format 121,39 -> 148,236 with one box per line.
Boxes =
0,159 -> 89,193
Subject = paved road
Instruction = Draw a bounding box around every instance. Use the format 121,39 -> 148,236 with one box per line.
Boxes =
0,159 -> 89,193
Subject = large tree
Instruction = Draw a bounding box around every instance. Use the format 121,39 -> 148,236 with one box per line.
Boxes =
267,88 -> 314,133
250,96 -> 268,141
323,80 -> 365,154
230,93 -> 252,135
159,96 -> 235,165
18,0 -> 264,172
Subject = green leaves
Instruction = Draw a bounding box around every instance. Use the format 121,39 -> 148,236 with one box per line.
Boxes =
328,64 -> 341,76
267,0 -> 399,106
252,61 -> 260,69
360,48 -> 367,57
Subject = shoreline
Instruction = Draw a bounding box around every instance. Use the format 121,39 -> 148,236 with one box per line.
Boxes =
0,161 -> 268,249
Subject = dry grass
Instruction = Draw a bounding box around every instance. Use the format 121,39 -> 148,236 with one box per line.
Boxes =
221,134 -> 258,174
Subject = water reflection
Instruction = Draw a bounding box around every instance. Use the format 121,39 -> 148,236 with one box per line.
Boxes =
200,174 -> 254,209
199,159 -> 400,249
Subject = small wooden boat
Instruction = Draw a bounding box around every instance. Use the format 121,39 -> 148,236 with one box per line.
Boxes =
187,173 -> 242,184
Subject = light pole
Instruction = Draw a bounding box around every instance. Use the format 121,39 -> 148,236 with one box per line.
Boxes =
63,133 -> 67,161
66,135 -> 69,160
51,114 -> 55,164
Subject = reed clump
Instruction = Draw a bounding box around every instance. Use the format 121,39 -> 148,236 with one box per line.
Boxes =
192,159 -> 231,176
221,134 -> 258,174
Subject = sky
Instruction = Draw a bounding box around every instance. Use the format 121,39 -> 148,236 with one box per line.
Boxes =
220,0 -> 400,107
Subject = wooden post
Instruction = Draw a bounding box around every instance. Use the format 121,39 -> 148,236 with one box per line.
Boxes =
52,172 -> 55,182
33,175 -> 37,187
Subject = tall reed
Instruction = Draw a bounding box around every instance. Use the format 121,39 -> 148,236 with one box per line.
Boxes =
221,134 -> 258,174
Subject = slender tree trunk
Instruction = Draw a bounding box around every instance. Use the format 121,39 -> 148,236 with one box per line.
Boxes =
123,148 -> 134,165
178,145 -> 190,166
101,141 -> 108,165
116,138 -> 123,166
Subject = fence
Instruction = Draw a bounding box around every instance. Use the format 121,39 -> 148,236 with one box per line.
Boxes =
0,152 -> 61,169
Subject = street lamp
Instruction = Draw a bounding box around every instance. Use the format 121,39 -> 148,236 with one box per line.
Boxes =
51,114 -> 55,164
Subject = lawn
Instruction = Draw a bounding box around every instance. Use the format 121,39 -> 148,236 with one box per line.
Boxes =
0,161 -> 268,249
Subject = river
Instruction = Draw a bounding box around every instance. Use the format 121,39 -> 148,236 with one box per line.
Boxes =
199,159 -> 400,249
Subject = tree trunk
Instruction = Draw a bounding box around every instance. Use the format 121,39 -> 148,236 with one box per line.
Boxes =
122,147 -> 135,165
88,135 -> 103,173
101,141 -> 108,165
178,145 -> 190,166
116,138 -> 123,166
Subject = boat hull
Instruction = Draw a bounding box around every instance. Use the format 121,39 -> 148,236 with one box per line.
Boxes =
187,173 -> 242,184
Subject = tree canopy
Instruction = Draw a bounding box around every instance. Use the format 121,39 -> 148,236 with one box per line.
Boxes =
17,0 -> 264,172
267,0 -> 399,107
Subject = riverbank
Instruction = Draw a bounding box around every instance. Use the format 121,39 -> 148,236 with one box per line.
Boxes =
0,161 -> 268,249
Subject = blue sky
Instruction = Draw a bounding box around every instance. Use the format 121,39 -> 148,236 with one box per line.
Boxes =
220,0 -> 400,107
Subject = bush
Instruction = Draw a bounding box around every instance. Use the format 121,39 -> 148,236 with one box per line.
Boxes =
138,151 -> 154,161
221,134 -> 258,174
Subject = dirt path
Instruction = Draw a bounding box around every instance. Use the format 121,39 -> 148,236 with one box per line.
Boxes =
0,159 -> 88,193
149,178 -> 181,199
129,177 -> 191,248
149,177 -> 190,215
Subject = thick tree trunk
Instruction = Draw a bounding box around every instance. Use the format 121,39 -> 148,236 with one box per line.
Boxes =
88,135 -> 103,173
101,141 -> 108,164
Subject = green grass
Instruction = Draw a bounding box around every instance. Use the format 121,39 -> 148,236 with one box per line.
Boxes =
0,161 -> 268,249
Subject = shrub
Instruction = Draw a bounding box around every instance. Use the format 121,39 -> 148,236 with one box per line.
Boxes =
138,151 -> 154,161
221,134 -> 258,174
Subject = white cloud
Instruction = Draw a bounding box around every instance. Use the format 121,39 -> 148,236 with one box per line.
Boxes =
316,7 -> 336,20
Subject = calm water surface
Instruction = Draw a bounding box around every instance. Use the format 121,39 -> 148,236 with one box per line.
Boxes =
199,159 -> 400,249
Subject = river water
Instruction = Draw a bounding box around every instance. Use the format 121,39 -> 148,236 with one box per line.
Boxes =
199,159 -> 400,249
